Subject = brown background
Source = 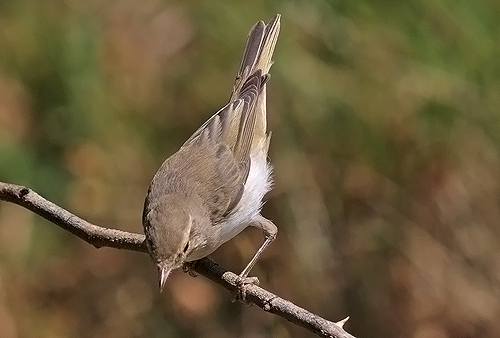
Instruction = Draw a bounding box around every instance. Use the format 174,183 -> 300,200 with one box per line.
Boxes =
1,1 -> 500,337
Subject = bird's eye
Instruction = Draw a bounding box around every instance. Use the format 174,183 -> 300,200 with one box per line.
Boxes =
183,242 -> 189,253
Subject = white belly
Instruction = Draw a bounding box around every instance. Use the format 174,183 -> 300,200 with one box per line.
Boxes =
186,146 -> 272,261
218,149 -> 272,242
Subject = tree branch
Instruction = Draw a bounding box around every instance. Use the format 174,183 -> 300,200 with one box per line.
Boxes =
0,182 -> 355,338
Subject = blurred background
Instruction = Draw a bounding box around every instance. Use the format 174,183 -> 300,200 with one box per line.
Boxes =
1,0 -> 500,337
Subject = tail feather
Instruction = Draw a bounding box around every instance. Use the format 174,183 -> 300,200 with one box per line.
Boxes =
231,14 -> 280,148
255,15 -> 280,74
236,21 -> 265,81
232,14 -> 280,100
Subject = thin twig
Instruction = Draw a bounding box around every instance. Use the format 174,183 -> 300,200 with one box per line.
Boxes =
0,182 -> 355,338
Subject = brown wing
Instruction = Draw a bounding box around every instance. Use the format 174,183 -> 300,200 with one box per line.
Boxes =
182,75 -> 263,222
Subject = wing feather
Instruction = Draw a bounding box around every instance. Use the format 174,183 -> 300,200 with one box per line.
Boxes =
175,15 -> 280,220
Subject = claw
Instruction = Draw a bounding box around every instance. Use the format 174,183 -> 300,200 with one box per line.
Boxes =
182,261 -> 199,277
232,275 -> 260,304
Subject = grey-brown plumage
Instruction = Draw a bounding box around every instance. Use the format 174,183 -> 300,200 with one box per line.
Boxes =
142,14 -> 280,291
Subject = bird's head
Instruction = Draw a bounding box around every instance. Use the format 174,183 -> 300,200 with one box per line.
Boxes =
143,195 -> 195,292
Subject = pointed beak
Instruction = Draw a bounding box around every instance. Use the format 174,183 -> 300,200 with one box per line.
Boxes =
158,266 -> 171,293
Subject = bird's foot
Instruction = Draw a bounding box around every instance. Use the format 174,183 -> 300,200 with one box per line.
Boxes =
182,261 -> 199,277
232,275 -> 260,304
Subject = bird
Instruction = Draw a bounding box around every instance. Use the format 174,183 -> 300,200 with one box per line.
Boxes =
142,14 -> 280,292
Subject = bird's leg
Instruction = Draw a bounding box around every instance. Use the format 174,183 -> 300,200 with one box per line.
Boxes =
239,221 -> 277,278
234,216 -> 277,302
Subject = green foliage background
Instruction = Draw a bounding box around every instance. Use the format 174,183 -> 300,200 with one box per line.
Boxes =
1,0 -> 500,337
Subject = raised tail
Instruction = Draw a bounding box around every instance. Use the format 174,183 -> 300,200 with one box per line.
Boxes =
231,14 -> 280,151
182,15 -> 280,160
233,14 -> 281,94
